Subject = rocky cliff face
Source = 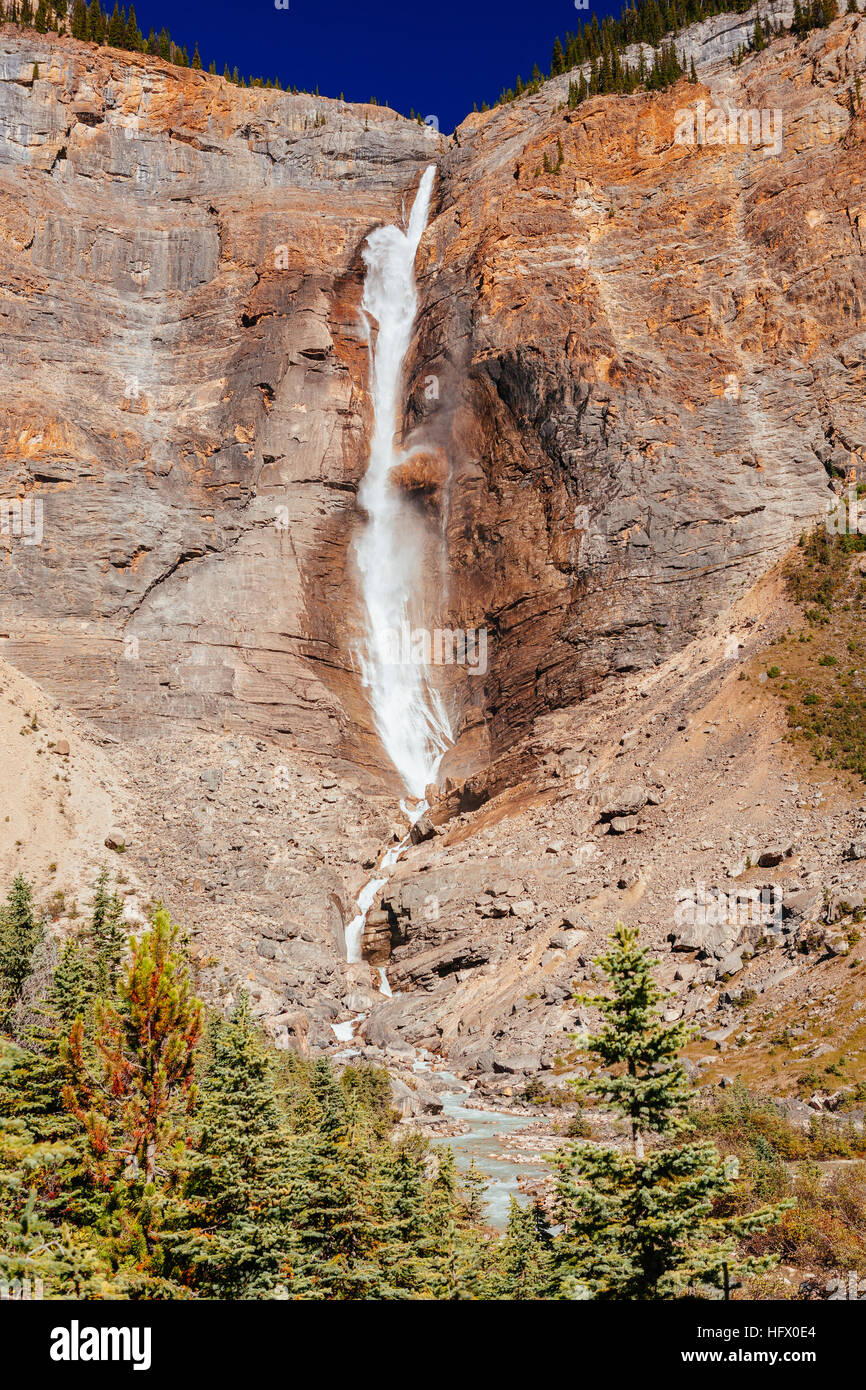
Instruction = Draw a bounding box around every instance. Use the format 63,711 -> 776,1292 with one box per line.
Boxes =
2,17 -> 866,1072
3,16 -> 864,795
0,28 -> 437,784
417,10 -> 866,783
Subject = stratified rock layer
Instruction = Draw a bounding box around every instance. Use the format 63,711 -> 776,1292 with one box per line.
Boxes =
417,13 -> 866,775
2,19 -> 865,796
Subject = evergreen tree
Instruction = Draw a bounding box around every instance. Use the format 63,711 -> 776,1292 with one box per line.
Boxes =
64,906 -> 202,1187
295,1061 -> 391,1297
551,35 -> 566,75
87,0 -> 106,43
85,867 -> 125,994
171,999 -> 297,1298
70,0 -> 87,39
107,1 -> 123,47
496,1198 -> 557,1299
554,923 -> 792,1299
124,4 -> 141,50
0,875 -> 45,1024
192,42 -> 202,70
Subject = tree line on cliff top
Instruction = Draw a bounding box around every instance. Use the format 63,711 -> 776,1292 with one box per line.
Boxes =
0,0 -> 311,91
487,0 -> 849,110
0,0 -> 859,117
0,865 -> 796,1300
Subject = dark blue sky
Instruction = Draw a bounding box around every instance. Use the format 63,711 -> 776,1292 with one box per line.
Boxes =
130,0 -> 621,132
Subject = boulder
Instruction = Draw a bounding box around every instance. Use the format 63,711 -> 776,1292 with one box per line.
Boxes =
598,783 -> 647,821
716,951 -> 743,979
844,841 -> 866,862
549,929 -> 585,951
342,991 -> 377,1013
104,828 -> 127,851
824,931 -> 851,957
782,888 -> 823,922
609,815 -> 639,835
492,1053 -> 541,1075
53,738 -> 70,758
410,814 -> 439,845
757,843 -> 795,868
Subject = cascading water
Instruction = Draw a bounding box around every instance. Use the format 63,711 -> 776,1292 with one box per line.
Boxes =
353,163 -> 453,802
342,165 -> 453,980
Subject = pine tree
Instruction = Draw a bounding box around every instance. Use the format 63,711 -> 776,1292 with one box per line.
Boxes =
87,0 -> 105,43
64,906 -> 202,1187
553,923 -> 792,1299
753,15 -> 767,49
551,36 -> 566,75
171,999 -> 297,1298
70,0 -> 87,39
0,875 -> 45,1025
107,1 -> 123,47
192,42 -> 202,70
124,3 -> 141,50
295,1061 -> 390,1297
495,1198 -> 557,1298
377,1140 -> 433,1294
85,867 -> 125,993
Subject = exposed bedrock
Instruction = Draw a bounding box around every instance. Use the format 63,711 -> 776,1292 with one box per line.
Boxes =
1,19 -> 865,805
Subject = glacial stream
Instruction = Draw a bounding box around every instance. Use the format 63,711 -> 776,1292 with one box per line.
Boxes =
433,1090 -> 550,1230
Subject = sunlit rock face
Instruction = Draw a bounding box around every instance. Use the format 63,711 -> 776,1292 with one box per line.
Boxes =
0,28 -> 437,782
1,18 -> 865,799
413,12 -> 866,784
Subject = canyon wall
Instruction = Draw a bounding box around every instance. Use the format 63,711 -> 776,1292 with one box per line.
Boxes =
416,11 -> 866,781
1,17 -> 865,798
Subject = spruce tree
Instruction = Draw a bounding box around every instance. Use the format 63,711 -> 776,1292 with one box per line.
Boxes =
295,1062 -> 390,1297
107,1 -> 123,48
70,0 -> 87,39
124,3 -> 141,50
496,1198 -> 557,1299
171,999 -> 297,1298
85,867 -> 125,993
554,923 -> 792,1299
0,874 -> 45,1025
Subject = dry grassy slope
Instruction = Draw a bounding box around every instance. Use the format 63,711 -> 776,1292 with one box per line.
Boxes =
0,650 -> 142,919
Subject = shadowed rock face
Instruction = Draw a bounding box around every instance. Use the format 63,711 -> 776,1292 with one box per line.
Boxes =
1,19 -> 865,802
412,13 -> 866,781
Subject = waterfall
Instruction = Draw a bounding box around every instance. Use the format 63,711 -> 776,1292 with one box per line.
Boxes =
353,163 -> 453,802
343,165 -> 453,980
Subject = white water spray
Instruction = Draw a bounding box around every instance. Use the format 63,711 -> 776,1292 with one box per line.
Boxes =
354,164 -> 453,801
342,166 -> 453,987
